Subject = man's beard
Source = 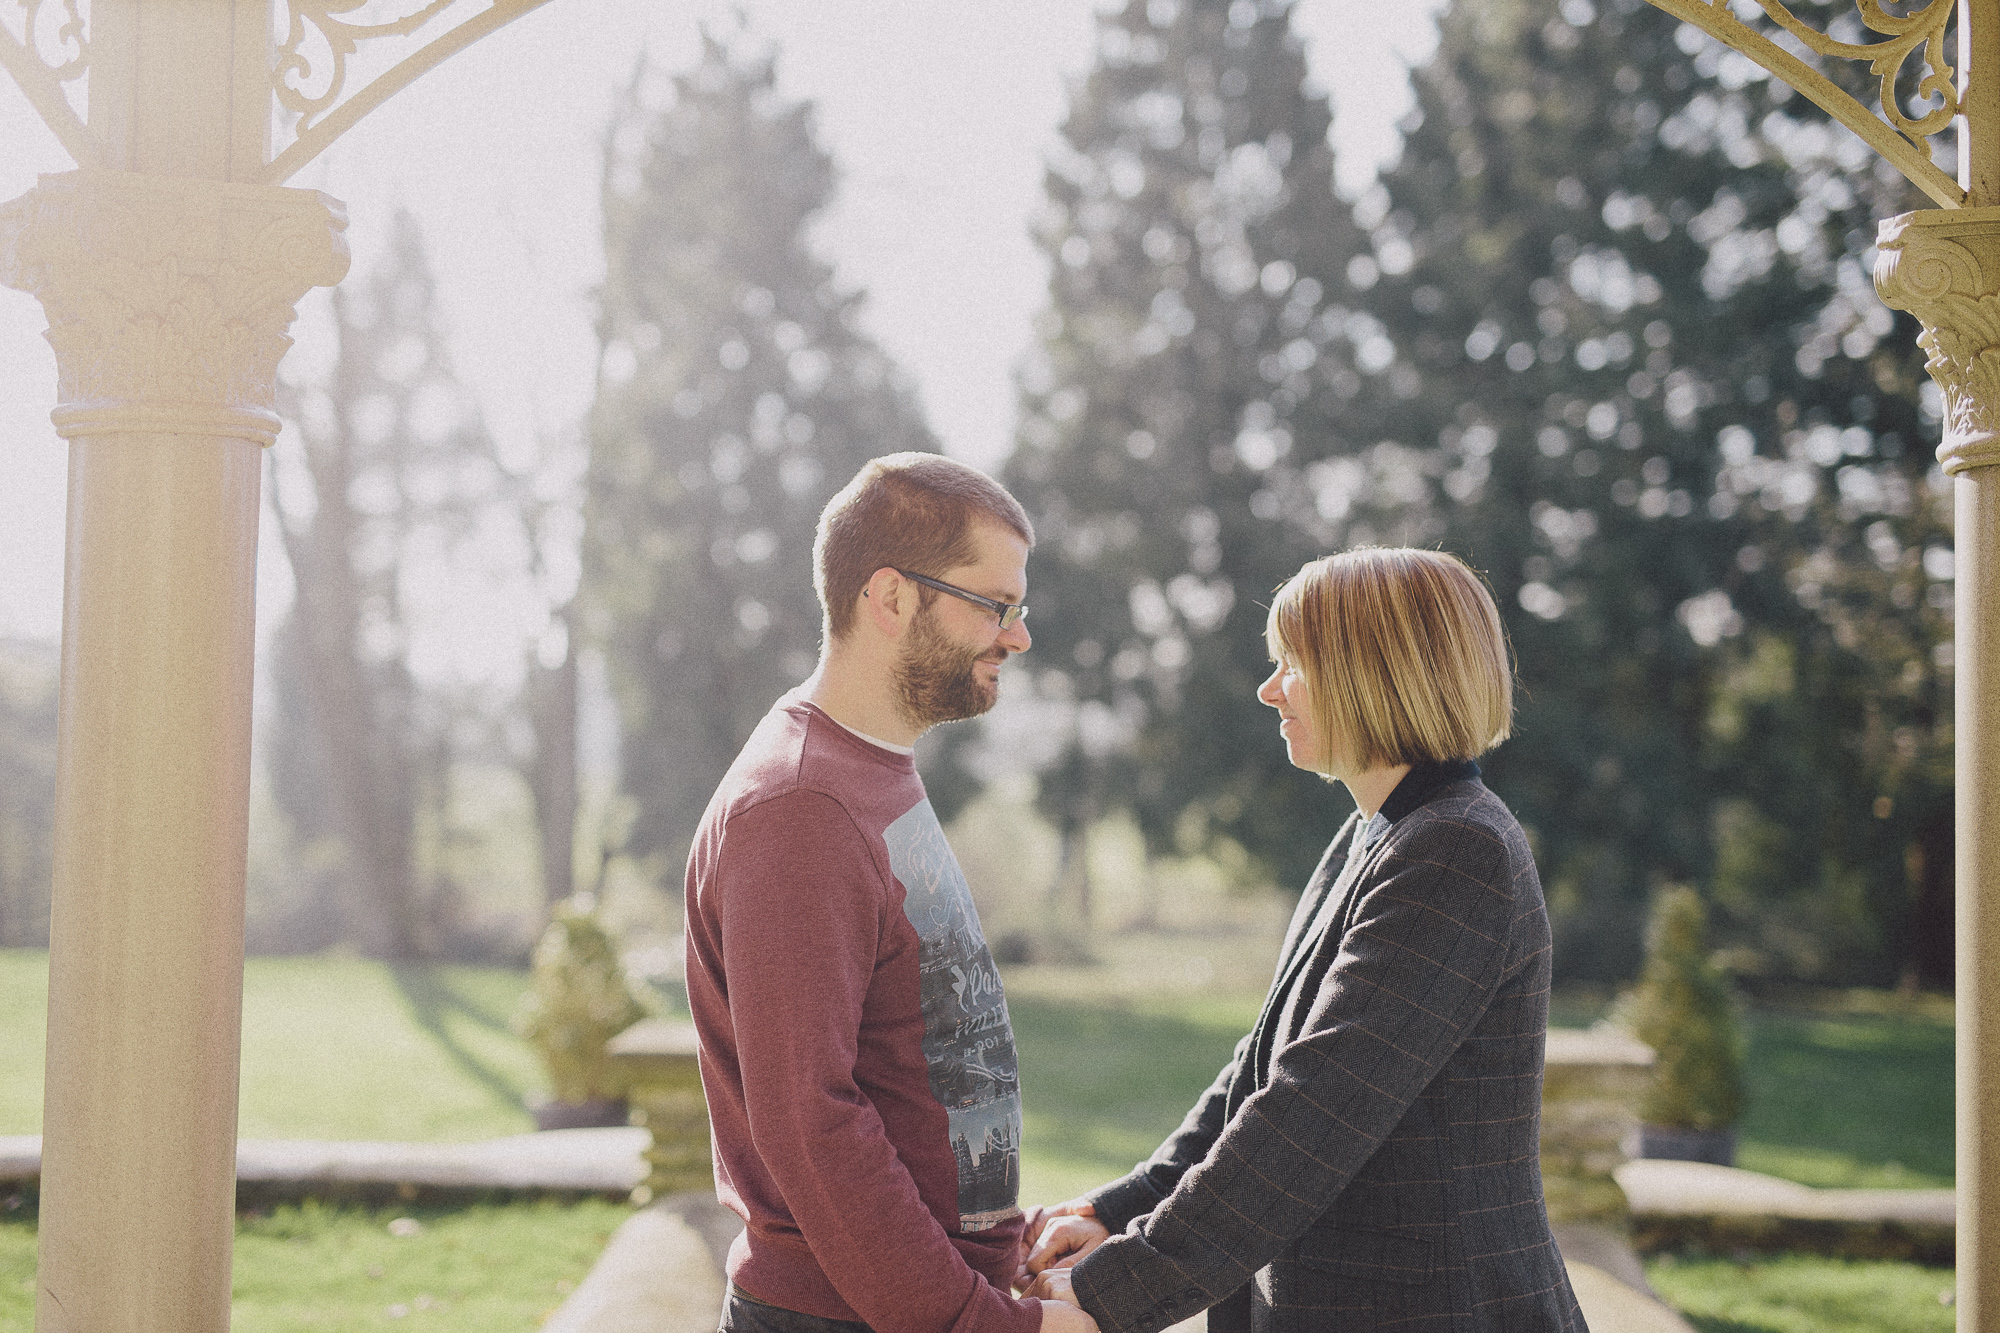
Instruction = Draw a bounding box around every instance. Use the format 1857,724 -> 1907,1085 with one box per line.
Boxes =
895,605 -> 1005,728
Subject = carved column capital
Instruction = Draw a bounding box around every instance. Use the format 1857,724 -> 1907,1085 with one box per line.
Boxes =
1875,206 -> 2000,474
0,170 -> 350,446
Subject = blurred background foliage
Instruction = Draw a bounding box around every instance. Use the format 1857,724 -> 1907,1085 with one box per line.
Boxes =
0,0 -> 1957,994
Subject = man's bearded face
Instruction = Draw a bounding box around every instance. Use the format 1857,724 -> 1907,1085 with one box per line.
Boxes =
894,599 -> 1006,727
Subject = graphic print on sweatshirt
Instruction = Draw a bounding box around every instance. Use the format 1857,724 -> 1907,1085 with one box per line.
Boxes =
883,797 -> 1023,1232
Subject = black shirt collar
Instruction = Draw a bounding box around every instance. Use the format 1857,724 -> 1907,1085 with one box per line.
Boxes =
1377,757 -> 1482,825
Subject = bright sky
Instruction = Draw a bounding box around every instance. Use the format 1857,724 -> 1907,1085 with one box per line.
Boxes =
0,0 -> 1444,653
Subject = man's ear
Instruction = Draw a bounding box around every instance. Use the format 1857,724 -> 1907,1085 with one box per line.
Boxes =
860,567 -> 911,639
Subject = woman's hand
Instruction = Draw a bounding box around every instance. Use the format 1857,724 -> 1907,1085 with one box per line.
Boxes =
1017,1198 -> 1103,1285
1025,1211 -> 1112,1277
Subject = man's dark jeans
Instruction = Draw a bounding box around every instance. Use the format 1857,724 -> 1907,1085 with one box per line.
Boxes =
720,1285 -> 872,1333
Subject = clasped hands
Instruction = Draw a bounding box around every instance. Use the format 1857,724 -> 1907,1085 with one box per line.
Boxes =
1015,1198 -> 1112,1330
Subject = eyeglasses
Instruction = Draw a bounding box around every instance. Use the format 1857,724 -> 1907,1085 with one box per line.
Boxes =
895,569 -> 1029,631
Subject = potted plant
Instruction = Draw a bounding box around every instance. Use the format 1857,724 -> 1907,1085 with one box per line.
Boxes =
516,894 -> 648,1130
1619,885 -> 1746,1165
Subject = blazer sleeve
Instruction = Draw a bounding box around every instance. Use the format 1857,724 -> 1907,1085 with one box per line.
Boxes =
1069,811 -> 1518,1333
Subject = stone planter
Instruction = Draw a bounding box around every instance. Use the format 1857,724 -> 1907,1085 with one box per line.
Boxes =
532,1097 -> 631,1132
605,1019 -> 712,1204
1632,1123 -> 1736,1167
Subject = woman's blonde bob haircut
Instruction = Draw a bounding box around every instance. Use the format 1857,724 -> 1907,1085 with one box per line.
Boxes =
1266,548 -> 1513,771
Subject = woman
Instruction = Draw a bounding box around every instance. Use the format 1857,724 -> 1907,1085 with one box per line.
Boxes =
1024,548 -> 1585,1332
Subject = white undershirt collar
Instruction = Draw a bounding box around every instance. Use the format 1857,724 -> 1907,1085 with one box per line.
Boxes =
827,714 -> 916,756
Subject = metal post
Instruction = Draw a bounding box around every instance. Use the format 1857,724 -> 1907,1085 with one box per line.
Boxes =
1877,200 -> 2000,1332
1952,4 -> 2000,1326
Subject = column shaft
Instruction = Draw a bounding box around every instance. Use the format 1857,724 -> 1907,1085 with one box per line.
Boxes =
36,435 -> 262,1333
1875,205 -> 2000,1332
1961,472 -> 2000,1331
0,169 -> 348,1333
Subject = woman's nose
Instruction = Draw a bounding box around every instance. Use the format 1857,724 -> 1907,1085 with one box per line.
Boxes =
1256,666 -> 1282,705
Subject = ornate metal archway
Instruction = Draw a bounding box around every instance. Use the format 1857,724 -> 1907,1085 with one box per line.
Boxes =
0,4 -> 548,1328
1630,0 -> 1992,1324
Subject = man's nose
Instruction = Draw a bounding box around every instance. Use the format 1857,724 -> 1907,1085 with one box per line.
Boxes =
999,618 -> 1031,653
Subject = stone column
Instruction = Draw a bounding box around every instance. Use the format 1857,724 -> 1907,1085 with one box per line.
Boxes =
1875,205 -> 2000,1332
0,168 -> 348,1333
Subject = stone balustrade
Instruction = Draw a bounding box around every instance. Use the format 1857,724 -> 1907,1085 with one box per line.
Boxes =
605,1018 -> 712,1204
1541,1024 -> 1657,1226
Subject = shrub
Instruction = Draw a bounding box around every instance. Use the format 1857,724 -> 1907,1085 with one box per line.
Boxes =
1623,886 -> 1746,1131
514,896 -> 646,1104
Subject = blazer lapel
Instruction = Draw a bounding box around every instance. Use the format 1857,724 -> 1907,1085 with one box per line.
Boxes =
1237,767 -> 1481,1098
1267,828 -> 1385,1017
1270,815 -> 1357,980
1237,816 -> 1376,1101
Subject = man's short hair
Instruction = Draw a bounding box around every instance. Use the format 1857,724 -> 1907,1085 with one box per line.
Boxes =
1266,547 -> 1513,770
815,453 -> 1034,639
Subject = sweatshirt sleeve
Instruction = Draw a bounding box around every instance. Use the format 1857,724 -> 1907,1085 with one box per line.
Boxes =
716,791 -> 1041,1333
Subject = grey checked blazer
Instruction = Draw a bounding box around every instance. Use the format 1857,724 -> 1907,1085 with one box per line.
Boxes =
1070,764 -> 1586,1333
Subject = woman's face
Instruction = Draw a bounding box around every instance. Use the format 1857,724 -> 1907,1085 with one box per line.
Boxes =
1257,655 -> 1332,774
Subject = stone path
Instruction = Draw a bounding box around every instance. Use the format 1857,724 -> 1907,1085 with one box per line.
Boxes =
1618,1158 -> 1956,1226
1617,1157 -> 1956,1264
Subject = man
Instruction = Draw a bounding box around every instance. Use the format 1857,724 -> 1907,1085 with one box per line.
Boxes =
686,454 -> 1096,1333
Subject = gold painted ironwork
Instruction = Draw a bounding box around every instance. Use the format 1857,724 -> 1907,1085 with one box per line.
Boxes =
0,0 -> 97,168
1645,0 -> 1964,209
263,0 -> 555,185
0,0 -> 554,184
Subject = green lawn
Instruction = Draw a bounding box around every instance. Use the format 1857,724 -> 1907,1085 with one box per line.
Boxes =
1646,1252 -> 1957,1333
0,951 -> 540,1141
0,948 -> 1963,1331
1010,990 -> 1261,1204
1733,1006 -> 1955,1189
1549,989 -> 1955,1190
0,1199 -> 626,1332
0,957 -> 43,1136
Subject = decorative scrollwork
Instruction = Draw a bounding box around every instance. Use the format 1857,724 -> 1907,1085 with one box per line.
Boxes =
1758,0 -> 1956,142
0,0 -> 96,168
1646,0 -> 1964,209
275,1 -> 458,128
0,0 -> 550,182
262,0 -> 555,185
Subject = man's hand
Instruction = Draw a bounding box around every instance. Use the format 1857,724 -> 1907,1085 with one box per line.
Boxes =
1026,1213 -> 1112,1277
1017,1198 -> 1100,1286
1037,1286 -> 1098,1331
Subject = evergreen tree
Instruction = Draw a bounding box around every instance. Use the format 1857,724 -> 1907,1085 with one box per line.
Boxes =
1623,884 -> 1745,1133
583,36 -> 937,873
517,493 -> 582,912
1005,0 -> 1378,911
1353,0 -> 1947,982
268,210 -> 499,958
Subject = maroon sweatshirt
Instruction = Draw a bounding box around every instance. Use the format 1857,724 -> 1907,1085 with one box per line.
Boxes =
686,695 -> 1040,1333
